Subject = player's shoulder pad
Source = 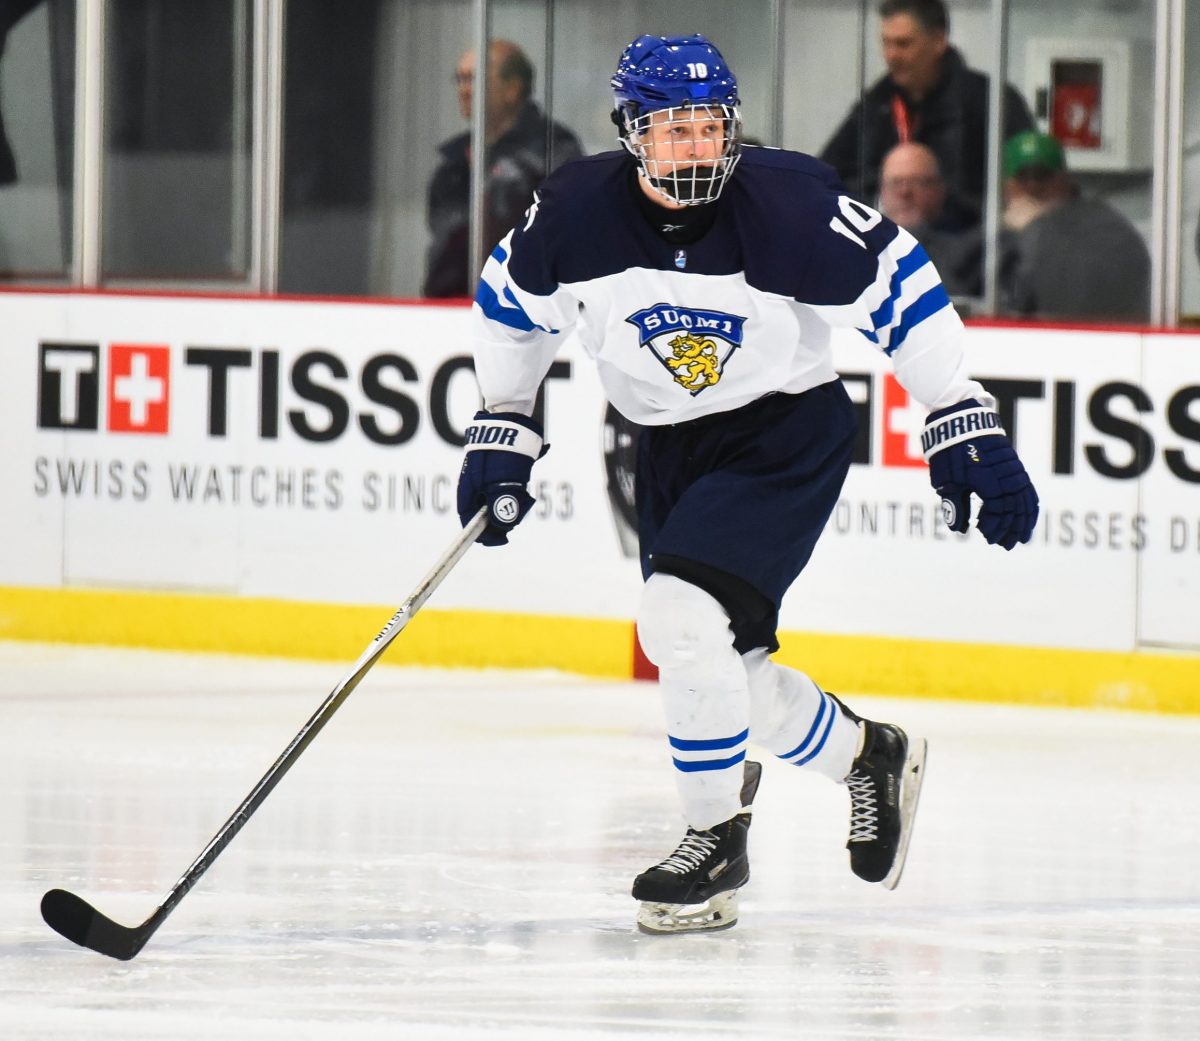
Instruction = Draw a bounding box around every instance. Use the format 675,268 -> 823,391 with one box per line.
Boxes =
736,145 -> 845,191
531,150 -> 629,212
503,151 -> 630,294
731,147 -> 903,306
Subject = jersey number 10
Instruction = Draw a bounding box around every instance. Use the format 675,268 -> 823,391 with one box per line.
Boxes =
829,196 -> 883,249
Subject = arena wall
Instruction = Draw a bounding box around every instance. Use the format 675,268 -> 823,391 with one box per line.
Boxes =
2,291 -> 1197,711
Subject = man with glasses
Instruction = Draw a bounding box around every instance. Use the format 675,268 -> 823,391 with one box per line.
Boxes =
423,39 -> 582,298
878,141 -> 982,297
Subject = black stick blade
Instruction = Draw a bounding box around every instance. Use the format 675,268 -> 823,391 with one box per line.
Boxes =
41,889 -> 149,961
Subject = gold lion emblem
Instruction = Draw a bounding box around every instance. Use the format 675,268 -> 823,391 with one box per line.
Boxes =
664,332 -> 722,391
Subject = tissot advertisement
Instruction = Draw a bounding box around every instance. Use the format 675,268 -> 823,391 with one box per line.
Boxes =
2,292 -> 1196,653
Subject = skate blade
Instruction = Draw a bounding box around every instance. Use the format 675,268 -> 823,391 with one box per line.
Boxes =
635,890 -> 739,934
882,736 -> 927,891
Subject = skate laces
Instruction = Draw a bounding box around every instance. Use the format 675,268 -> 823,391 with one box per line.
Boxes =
655,829 -> 719,874
845,771 -> 879,843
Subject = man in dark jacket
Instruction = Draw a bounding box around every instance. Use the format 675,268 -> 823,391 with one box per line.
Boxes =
0,0 -> 45,185
423,39 -> 583,298
820,0 -> 1033,222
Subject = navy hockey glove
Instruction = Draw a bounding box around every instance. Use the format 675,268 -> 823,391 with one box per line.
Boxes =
922,399 -> 1039,551
457,411 -> 547,546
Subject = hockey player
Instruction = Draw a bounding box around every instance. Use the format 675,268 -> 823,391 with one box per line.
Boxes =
456,34 -> 1038,933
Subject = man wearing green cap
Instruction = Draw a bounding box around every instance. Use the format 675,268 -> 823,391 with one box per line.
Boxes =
1001,130 -> 1150,323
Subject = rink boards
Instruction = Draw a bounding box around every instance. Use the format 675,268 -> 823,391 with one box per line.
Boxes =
1,290 -> 1198,710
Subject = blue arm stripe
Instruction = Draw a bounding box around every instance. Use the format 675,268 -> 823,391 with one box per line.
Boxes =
669,728 -> 750,752
475,278 -> 538,333
868,243 -> 931,332
884,282 -> 952,357
672,750 -> 747,773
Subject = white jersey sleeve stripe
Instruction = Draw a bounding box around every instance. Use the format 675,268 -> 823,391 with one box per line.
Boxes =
867,240 -> 934,332
884,280 -> 953,357
804,232 -> 950,356
475,239 -> 561,335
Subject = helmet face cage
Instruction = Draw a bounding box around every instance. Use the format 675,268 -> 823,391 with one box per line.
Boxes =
611,34 -> 743,206
619,103 -> 743,206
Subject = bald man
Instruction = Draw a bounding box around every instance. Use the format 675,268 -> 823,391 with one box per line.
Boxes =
424,40 -> 583,298
878,142 -> 982,297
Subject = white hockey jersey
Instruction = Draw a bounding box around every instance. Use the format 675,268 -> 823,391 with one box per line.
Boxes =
470,147 -> 988,425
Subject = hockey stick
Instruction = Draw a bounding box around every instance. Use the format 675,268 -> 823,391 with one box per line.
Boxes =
41,509 -> 489,960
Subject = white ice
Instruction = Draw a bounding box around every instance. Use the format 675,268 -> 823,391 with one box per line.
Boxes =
2,640 -> 1198,1040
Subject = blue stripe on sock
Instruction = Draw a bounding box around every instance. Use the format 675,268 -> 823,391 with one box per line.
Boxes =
668,728 -> 750,752
672,750 -> 747,773
780,693 -> 828,761
792,701 -> 836,766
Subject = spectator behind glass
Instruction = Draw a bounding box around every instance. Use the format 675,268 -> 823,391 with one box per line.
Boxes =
820,0 -> 1034,222
878,141 -> 982,298
423,39 -> 583,299
1001,130 -> 1150,323
0,0 -> 44,186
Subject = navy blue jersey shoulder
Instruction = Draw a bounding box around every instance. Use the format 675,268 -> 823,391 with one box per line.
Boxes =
502,146 -> 902,308
504,151 -> 645,295
734,145 -> 845,190
729,147 -> 903,306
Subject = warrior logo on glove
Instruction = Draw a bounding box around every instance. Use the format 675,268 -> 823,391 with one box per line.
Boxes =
922,399 -> 1039,551
457,411 -> 549,546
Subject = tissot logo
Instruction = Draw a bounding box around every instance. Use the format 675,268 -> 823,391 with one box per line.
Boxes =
108,344 -> 170,433
34,338 -> 572,447
38,342 -> 170,434
842,372 -> 926,469
38,344 -> 100,430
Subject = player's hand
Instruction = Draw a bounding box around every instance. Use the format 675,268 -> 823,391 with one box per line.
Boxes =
456,411 -> 548,546
921,399 -> 1038,551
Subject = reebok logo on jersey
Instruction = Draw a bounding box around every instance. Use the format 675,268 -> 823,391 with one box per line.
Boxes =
625,304 -> 747,397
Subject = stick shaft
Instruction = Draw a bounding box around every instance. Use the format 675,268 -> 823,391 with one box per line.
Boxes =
146,510 -> 487,934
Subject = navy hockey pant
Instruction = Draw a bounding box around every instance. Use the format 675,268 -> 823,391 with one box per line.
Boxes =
635,380 -> 856,653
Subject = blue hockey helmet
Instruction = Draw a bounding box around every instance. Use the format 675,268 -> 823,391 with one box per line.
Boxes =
611,34 -> 739,120
611,34 -> 743,206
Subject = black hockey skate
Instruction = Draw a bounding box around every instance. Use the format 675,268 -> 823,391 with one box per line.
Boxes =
633,760 -> 762,934
844,720 -> 927,889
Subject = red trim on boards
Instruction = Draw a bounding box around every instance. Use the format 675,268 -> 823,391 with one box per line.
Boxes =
964,316 -> 1199,337
0,284 -> 472,309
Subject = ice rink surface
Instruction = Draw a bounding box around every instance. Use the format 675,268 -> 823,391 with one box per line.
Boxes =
2,640 -> 1198,1041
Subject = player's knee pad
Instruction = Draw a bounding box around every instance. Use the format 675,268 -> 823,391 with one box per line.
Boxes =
636,573 -> 735,672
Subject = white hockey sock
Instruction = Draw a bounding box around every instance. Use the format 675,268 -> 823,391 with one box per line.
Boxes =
743,648 -> 859,783
638,574 -> 750,830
